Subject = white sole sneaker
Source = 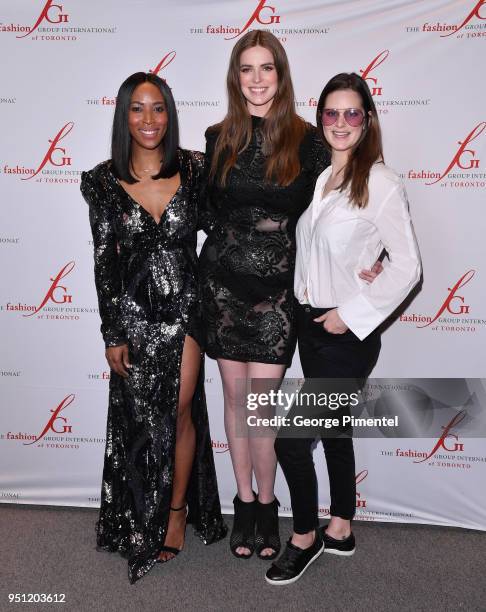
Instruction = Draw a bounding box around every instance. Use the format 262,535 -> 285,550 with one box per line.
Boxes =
324,547 -> 355,556
265,542 -> 324,586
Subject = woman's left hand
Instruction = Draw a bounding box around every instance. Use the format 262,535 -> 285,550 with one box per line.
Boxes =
313,308 -> 348,334
359,260 -> 384,283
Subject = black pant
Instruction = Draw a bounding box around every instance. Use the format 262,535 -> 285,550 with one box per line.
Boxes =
275,301 -> 381,533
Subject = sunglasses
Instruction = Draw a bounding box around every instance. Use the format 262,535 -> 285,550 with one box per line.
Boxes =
322,108 -> 365,127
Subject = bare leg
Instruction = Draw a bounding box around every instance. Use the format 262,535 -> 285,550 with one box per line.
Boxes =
247,362 -> 285,556
218,358 -> 255,556
291,530 -> 316,549
325,517 -> 351,539
218,358 -> 253,498
218,358 -> 285,557
159,335 -> 200,562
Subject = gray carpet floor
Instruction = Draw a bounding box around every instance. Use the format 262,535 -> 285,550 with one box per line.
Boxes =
0,504 -> 485,612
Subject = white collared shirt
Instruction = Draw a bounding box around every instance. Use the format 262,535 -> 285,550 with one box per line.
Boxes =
294,163 -> 421,340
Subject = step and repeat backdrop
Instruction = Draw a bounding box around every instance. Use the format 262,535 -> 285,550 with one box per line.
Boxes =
1,0 -> 485,530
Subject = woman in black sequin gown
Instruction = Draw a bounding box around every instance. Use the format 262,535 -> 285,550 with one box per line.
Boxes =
81,73 -> 226,583
199,31 -> 329,560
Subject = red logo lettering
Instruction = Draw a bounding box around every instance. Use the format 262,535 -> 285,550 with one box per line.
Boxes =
225,0 -> 281,40
22,122 -> 74,181
24,394 -> 75,445
414,412 -> 466,463
355,469 -> 368,486
355,469 -> 368,508
426,123 -> 485,184
24,261 -> 75,317
441,0 -> 486,37
212,440 -> 230,453
418,270 -> 474,328
150,50 -> 176,77
17,0 -> 70,39
360,50 -> 389,96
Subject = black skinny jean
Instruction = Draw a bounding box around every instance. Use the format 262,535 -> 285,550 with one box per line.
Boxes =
275,301 -> 381,534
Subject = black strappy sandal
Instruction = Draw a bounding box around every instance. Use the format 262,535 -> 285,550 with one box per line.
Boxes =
230,495 -> 257,559
255,497 -> 281,560
157,504 -> 187,563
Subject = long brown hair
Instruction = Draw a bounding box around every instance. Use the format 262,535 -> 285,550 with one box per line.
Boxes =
316,73 -> 384,208
210,30 -> 306,187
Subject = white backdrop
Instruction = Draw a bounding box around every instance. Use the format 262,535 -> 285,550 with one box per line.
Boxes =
1,0 -> 485,531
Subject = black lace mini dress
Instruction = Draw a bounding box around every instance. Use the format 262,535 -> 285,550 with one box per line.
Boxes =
199,117 -> 329,365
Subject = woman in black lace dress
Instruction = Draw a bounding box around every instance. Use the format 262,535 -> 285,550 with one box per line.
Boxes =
199,31 -> 329,560
81,72 -> 226,583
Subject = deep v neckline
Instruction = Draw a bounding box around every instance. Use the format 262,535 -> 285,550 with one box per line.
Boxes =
115,177 -> 182,226
112,153 -> 185,226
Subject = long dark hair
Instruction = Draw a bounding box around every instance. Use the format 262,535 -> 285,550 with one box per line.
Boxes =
316,73 -> 383,208
210,30 -> 306,187
111,72 -> 179,183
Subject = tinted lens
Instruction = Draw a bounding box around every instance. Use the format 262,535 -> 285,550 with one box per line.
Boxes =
322,109 -> 365,127
344,109 -> 364,127
322,109 -> 338,126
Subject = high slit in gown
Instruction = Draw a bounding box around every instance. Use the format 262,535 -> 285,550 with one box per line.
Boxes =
81,149 -> 226,583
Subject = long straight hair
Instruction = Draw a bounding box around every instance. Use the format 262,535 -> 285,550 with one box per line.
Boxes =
316,73 -> 384,208
111,72 -> 179,184
210,30 -> 306,187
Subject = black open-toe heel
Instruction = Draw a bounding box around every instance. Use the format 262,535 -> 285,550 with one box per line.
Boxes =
157,504 -> 187,563
230,494 -> 257,559
255,497 -> 281,561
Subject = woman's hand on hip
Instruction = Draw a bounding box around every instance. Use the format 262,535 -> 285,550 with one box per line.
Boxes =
313,309 -> 348,334
105,344 -> 131,378
359,260 -> 384,283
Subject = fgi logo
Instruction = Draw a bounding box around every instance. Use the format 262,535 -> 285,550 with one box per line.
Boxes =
22,122 -> 74,181
417,270 -> 475,328
24,394 -> 75,445
426,123 -> 485,185
17,0 -> 69,39
226,0 -> 281,40
359,50 -> 389,96
150,51 -> 176,77
355,469 -> 368,508
414,412 -> 466,463
24,261 -> 75,317
441,0 -> 486,37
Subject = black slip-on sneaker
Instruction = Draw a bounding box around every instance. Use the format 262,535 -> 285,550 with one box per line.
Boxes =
322,529 -> 356,556
265,531 -> 324,585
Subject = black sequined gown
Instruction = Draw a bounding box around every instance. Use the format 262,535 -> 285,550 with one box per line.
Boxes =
80,149 -> 227,584
199,117 -> 330,365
